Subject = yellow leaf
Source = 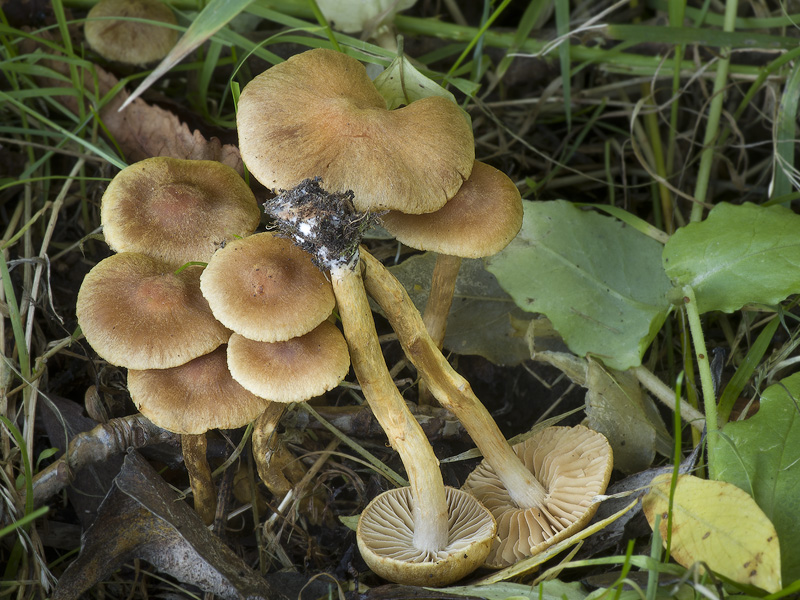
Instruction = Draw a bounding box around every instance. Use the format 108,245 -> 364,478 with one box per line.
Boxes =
643,474 -> 781,593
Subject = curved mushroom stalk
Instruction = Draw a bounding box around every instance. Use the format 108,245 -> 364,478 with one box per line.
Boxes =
360,250 -> 614,565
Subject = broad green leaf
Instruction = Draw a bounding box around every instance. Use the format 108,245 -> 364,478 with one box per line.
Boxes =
373,52 -> 457,109
643,474 -> 782,593
663,202 -> 800,313
487,200 -> 672,371
714,372 -> 800,583
388,252 -> 531,366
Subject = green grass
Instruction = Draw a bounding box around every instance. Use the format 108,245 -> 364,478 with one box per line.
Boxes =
2,0 -> 800,597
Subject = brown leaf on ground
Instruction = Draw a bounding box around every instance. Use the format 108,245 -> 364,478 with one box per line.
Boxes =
24,33 -> 242,173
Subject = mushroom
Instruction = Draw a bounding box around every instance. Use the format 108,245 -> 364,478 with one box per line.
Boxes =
381,160 -> 523,350
128,345 -> 270,524
101,157 -> 261,267
464,426 -> 613,567
84,0 -> 178,65
360,249 -> 613,567
76,252 -> 229,370
226,320 -> 350,403
227,320 -> 350,512
265,179 -> 496,585
236,48 -> 474,214
200,232 -> 335,342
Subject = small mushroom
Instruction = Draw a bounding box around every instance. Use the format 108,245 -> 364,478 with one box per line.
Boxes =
227,320 -> 350,403
101,157 -> 260,267
381,160 -> 522,350
200,232 -> 335,342
84,0 -> 178,65
128,345 -> 270,524
76,252 -> 229,370
237,48 -> 474,214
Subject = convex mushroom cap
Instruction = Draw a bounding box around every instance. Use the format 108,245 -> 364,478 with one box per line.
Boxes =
200,232 -> 335,342
76,253 -> 229,370
381,160 -> 523,257
84,0 -> 178,65
102,157 -> 260,267
463,425 -> 613,568
129,345 -> 270,435
237,48 -> 475,214
357,486 -> 496,586
228,320 -> 350,402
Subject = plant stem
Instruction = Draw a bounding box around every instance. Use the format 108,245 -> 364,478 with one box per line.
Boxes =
681,286 -> 719,478
690,0 -> 738,222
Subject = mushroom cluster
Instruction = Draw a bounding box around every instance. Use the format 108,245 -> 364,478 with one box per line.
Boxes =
76,157 -> 325,523
236,47 -> 613,579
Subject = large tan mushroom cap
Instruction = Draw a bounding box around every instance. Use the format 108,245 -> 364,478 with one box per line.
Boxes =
381,161 -> 523,258
102,157 -> 260,267
227,320 -> 350,402
76,253 -> 230,370
200,232 -> 335,342
85,0 -> 178,65
357,486 -> 496,586
129,345 -> 270,434
463,425 -> 613,568
237,48 -> 475,214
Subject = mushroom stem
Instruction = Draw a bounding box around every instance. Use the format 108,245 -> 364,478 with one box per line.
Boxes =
331,257 -> 450,553
181,433 -> 216,525
418,253 -> 462,406
422,253 -> 462,349
361,249 -> 549,509
252,403 -> 294,497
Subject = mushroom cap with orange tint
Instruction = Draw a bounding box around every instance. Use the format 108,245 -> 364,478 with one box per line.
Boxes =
84,0 -> 178,65
200,232 -> 335,342
227,320 -> 350,402
102,157 -> 260,266
357,486 -> 496,586
463,425 -> 613,568
128,345 -> 269,434
76,252 -> 229,370
237,48 -> 474,214
381,161 -> 523,258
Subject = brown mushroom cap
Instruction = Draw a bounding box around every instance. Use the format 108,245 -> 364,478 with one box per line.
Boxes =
128,345 -> 269,434
227,320 -> 350,402
76,252 -> 230,370
357,486 -> 496,586
84,0 -> 178,65
200,232 -> 335,342
381,161 -> 523,258
102,157 -> 260,267
463,425 -> 613,568
237,48 -> 475,214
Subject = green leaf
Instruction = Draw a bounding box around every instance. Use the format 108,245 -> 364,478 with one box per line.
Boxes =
714,372 -> 800,583
486,200 -> 672,370
437,581 -> 587,600
663,202 -> 800,313
373,51 -> 458,109
388,252 -> 531,366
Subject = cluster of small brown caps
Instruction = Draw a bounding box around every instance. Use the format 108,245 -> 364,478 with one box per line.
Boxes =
78,157 -> 349,435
